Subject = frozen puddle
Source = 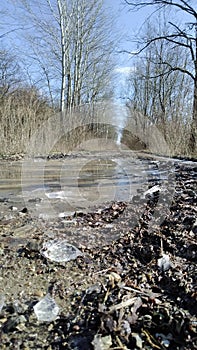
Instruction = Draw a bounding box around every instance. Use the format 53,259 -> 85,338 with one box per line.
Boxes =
0,151 -> 179,218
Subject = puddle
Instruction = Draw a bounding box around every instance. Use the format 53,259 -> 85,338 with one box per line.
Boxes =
0,151 -> 176,218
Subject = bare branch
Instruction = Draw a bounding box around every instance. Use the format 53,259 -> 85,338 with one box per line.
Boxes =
0,27 -> 25,39
124,0 -> 197,151
124,33 -> 194,58
145,63 -> 195,81
124,0 -> 197,18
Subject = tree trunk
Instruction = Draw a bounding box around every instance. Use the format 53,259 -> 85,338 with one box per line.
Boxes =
190,67 -> 197,153
190,24 -> 197,154
57,0 -> 67,112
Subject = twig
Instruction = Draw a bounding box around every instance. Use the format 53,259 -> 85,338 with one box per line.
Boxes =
109,297 -> 137,313
115,336 -> 130,350
121,286 -> 161,298
161,238 -> 164,255
142,329 -> 165,350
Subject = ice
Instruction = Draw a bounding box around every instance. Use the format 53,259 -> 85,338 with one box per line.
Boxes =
41,239 -> 83,262
0,294 -> 5,312
157,254 -> 171,271
92,334 -> 112,350
33,294 -> 59,322
45,191 -> 66,199
38,213 -> 55,220
144,185 -> 161,196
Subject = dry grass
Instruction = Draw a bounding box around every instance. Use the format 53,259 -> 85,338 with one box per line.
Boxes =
0,88 -> 53,155
0,93 -> 196,158
124,110 -> 196,158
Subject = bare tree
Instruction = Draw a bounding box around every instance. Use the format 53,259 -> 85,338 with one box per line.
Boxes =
124,14 -> 193,154
124,0 -> 197,153
15,0 -> 115,112
0,50 -> 22,98
0,7 -> 24,39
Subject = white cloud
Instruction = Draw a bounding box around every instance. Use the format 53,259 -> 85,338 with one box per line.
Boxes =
114,66 -> 134,75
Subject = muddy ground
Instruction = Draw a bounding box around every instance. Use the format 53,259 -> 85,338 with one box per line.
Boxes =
0,158 -> 196,349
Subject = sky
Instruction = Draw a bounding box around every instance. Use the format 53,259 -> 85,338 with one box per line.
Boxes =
1,0 -> 194,62
106,0 -> 152,67
0,0 -> 153,92
101,0 -> 154,97
0,0 -> 196,97
1,0 -> 156,68
105,0 -> 196,69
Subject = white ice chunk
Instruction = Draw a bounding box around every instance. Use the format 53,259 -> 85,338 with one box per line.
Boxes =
91,334 -> 112,350
0,295 -> 5,312
158,254 -> 171,271
33,294 -> 59,322
41,239 -> 83,262
144,185 -> 161,196
45,191 -> 66,199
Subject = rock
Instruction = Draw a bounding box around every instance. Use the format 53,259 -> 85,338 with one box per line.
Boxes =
0,197 -> 8,203
19,207 -> 28,214
28,198 -> 41,203
2,316 -> 19,332
13,225 -> 36,238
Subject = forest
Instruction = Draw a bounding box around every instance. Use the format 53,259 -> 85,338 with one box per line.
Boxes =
0,2 -> 196,349
0,0 -> 196,157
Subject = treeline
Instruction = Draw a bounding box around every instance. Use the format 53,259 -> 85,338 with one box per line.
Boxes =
0,81 -> 116,155
0,0 -> 197,157
0,49 -> 116,155
0,85 -> 53,155
123,1 -> 197,156
123,13 -> 194,156
0,0 -> 116,155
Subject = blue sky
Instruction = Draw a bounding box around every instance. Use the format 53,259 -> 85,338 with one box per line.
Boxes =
1,1 -> 152,57
1,0 -> 194,66
105,0 -> 195,70
1,0 -> 152,72
1,0 -> 196,97
103,0 -> 196,98
105,0 -> 149,67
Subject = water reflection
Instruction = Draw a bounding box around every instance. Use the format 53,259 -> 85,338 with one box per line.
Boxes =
0,152 -> 171,217
0,162 -> 22,194
78,159 -> 116,201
